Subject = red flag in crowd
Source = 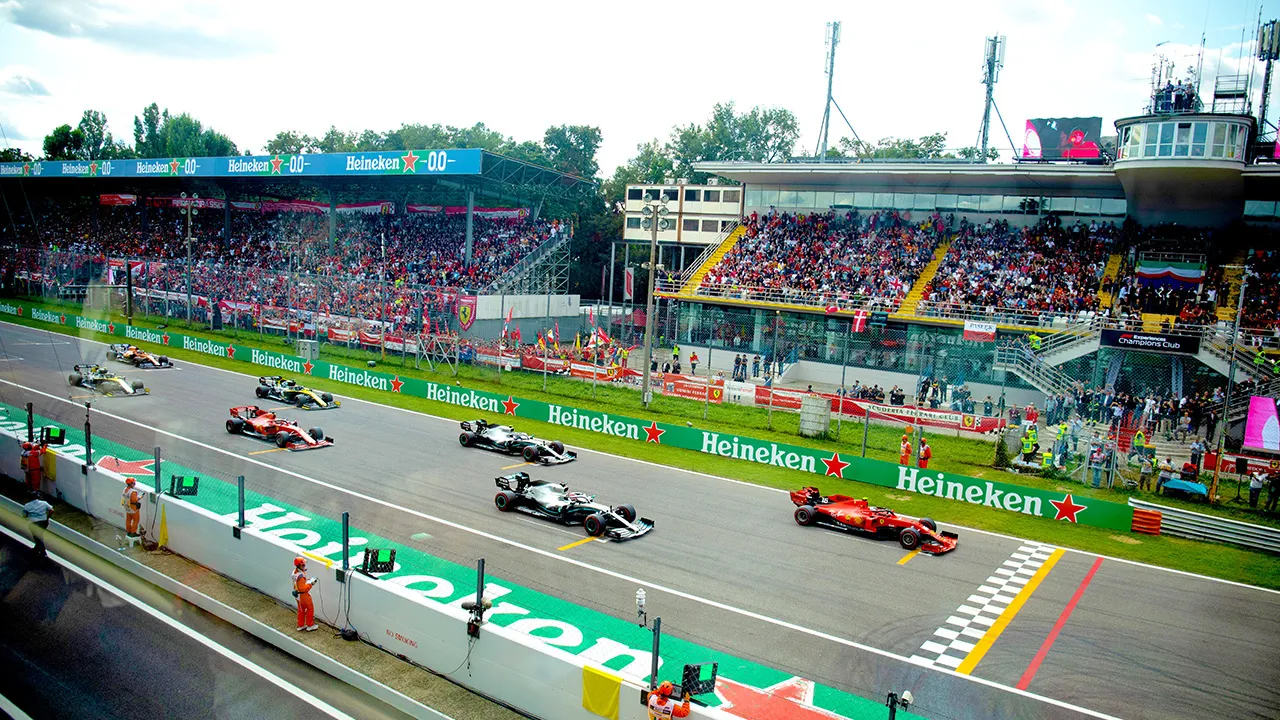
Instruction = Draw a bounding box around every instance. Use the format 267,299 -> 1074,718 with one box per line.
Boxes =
851,310 -> 869,333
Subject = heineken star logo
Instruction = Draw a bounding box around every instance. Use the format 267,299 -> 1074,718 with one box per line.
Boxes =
22,163 -> 30,176
1051,493 -> 1087,523
89,161 -> 98,176
502,396 -> 519,415
401,150 -> 419,173
644,421 -> 665,443
107,322 -> 116,334
225,345 -> 237,359
169,159 -> 180,175
161,332 -> 170,345
270,155 -> 284,174
822,452 -> 849,478
390,375 -> 404,393
303,360 -> 314,375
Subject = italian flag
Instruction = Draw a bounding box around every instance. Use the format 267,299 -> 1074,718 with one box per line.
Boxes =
1136,260 -> 1205,285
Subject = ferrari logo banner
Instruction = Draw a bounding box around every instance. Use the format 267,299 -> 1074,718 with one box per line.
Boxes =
457,295 -> 477,331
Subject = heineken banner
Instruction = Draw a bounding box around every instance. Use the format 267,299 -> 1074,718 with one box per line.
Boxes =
0,300 -> 1133,531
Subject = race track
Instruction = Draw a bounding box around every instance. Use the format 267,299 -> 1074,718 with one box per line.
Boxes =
0,320 -> 1277,720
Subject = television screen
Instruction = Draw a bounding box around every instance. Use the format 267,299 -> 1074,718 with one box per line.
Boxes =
1243,395 -> 1280,453
1021,117 -> 1103,160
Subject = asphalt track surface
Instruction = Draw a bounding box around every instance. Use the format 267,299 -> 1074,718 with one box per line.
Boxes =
1,321 -> 1278,720
0,519 -> 412,720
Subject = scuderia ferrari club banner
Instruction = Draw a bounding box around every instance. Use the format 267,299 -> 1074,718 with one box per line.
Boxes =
0,300 -> 1133,531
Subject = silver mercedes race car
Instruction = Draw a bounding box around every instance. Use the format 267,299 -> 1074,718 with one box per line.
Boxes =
493,472 -> 653,540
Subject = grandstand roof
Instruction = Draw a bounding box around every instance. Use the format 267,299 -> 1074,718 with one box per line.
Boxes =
0,148 -> 597,204
694,161 -> 1125,198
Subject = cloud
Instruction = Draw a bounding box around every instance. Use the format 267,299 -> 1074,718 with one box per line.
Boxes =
1,74 -> 50,96
1145,13 -> 1163,26
3,0 -> 262,59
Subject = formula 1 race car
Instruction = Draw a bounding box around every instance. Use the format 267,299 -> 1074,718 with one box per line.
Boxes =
67,364 -> 149,397
107,343 -> 173,369
789,486 -> 958,555
225,405 -> 334,450
493,472 -> 653,540
255,376 -> 340,410
459,419 -> 577,464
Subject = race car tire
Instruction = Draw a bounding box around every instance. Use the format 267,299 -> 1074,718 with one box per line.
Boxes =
255,386 -> 268,399
105,350 -> 114,361
794,505 -> 817,526
523,445 -> 542,462
550,440 -> 566,456
898,528 -> 921,550
459,432 -> 477,447
295,395 -> 308,407
131,380 -> 145,391
308,427 -> 325,442
919,517 -> 938,533
615,503 -> 637,523
158,356 -> 169,365
584,513 -> 607,537
275,433 -> 291,448
226,418 -> 244,434
321,392 -> 333,403
68,373 -> 82,387
494,491 -> 516,511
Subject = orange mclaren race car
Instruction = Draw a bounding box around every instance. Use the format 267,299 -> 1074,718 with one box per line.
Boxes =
789,486 -> 958,554
107,343 -> 173,369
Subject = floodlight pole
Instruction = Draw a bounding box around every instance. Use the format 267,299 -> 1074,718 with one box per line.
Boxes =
181,193 -> 198,326
639,193 -> 668,409
1210,264 -> 1251,502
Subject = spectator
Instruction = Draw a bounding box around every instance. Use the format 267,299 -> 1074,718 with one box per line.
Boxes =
1250,471 -> 1266,508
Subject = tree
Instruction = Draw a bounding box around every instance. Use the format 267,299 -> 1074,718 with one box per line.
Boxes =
543,124 -> 602,179
957,145 -> 1001,162
76,110 -> 112,160
0,148 -> 33,163
265,130 -> 314,154
315,126 -> 360,153
133,103 -> 165,157
131,103 -> 238,157
42,124 -> 84,160
666,102 -> 799,182
603,139 -> 676,206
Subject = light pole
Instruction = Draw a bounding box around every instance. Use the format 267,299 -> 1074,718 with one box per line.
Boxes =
1210,263 -> 1251,502
639,192 -> 670,409
180,192 -> 198,326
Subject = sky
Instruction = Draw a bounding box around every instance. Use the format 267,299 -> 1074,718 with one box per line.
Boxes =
0,0 -> 1272,176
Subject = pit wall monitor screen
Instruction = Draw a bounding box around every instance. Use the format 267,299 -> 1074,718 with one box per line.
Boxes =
1021,117 -> 1103,160
1244,395 -> 1280,453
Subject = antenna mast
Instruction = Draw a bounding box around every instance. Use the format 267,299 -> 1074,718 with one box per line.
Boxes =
979,34 -> 1006,163
817,21 -> 840,162
1260,19 -> 1280,137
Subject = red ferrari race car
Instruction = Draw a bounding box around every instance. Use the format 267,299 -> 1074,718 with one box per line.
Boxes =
789,486 -> 958,555
225,406 -> 334,450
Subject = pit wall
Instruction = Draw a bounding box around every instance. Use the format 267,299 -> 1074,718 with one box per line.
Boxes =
0,301 -> 1133,531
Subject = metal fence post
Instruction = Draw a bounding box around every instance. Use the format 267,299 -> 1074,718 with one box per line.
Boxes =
25,402 -> 33,443
83,402 -> 93,468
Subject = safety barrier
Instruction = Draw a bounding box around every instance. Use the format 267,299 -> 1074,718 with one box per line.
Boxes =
0,426 -> 694,720
1130,508 -> 1162,536
1128,498 -> 1280,554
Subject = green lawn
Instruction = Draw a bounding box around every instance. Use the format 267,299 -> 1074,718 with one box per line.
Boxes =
10,295 -> 1280,590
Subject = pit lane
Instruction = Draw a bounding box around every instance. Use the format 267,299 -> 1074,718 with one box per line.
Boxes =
1,320 -> 1277,720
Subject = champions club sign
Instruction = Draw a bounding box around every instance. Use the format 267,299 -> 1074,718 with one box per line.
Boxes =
1100,329 -> 1201,355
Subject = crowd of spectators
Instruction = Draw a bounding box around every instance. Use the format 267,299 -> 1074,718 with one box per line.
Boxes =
1242,248 -> 1280,336
919,216 -> 1114,321
1,199 -> 565,331
697,209 -> 945,311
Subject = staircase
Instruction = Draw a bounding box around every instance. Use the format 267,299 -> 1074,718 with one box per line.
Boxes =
487,227 -> 571,295
1197,326 -> 1280,383
1096,253 -> 1123,309
676,224 -> 744,295
1036,317 -> 1104,366
1140,313 -> 1177,332
897,241 -> 951,316
994,345 -> 1078,397
1216,258 -> 1246,322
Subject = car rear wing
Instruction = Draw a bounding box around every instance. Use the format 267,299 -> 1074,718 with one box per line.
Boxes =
495,472 -> 532,491
461,419 -> 491,432
258,375 -> 284,384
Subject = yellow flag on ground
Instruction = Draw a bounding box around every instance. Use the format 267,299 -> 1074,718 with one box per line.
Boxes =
581,665 -> 620,720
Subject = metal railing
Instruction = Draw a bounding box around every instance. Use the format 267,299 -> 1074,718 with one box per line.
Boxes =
993,345 -> 1078,396
914,300 -> 1102,329
485,226 -> 571,294
1036,316 -> 1105,357
1128,498 -> 1280,554
676,220 -> 740,285
657,276 -> 901,313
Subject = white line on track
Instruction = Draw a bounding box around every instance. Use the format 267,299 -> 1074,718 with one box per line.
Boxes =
7,320 -> 1272,592
0,372 -> 1122,719
0,692 -> 33,720
0,523 -> 356,720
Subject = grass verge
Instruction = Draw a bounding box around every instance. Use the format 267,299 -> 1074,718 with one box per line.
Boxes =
7,297 -> 1280,590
